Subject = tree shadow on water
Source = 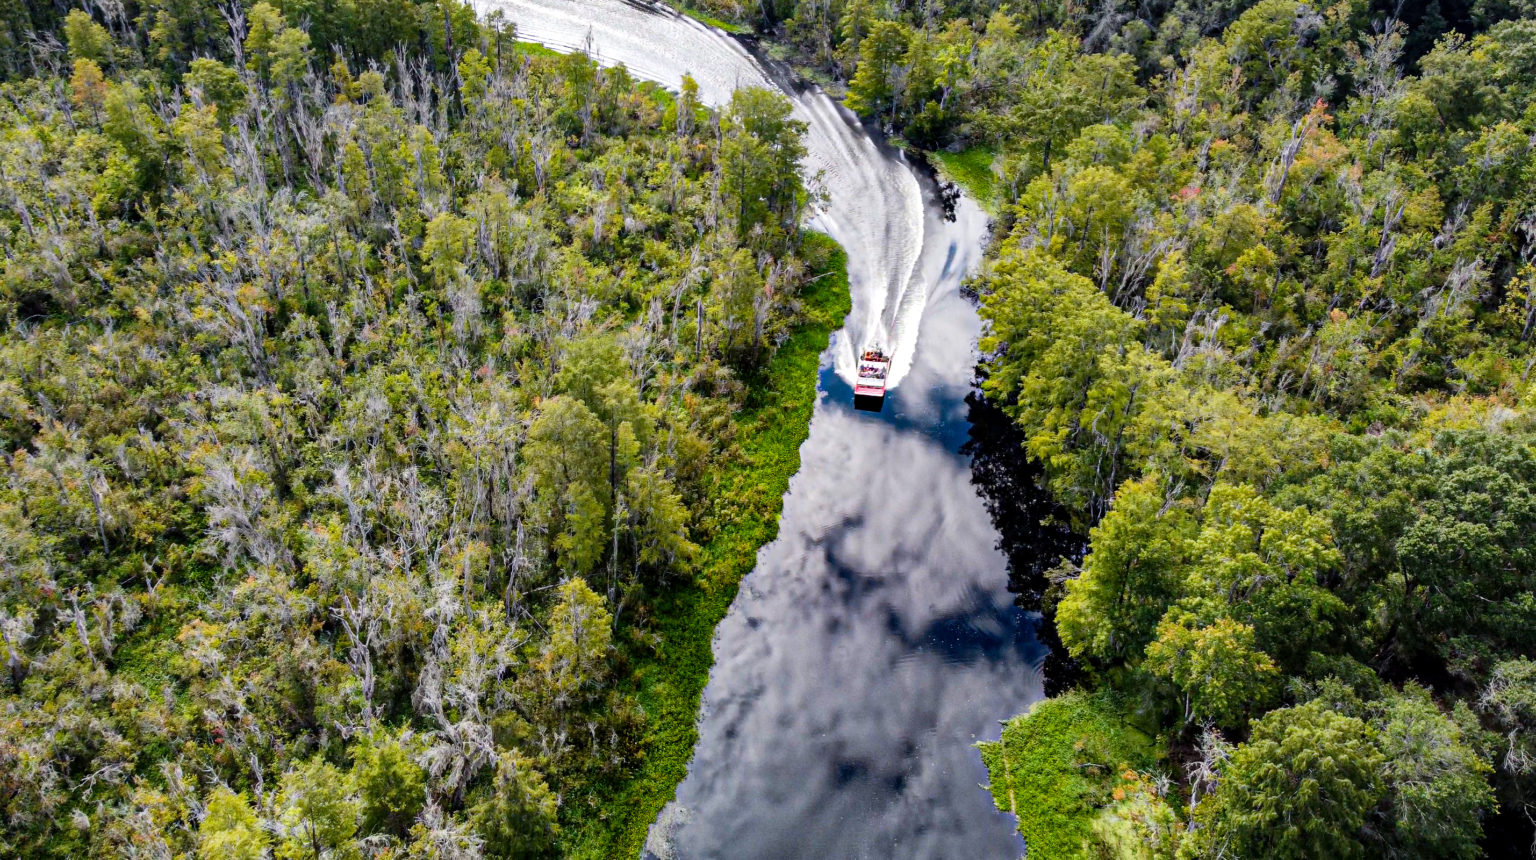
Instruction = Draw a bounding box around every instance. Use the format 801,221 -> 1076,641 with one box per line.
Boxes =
962,390 -> 1087,697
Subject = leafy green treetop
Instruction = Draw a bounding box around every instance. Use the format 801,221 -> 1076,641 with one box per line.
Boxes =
1186,701 -> 1385,860
198,789 -> 270,860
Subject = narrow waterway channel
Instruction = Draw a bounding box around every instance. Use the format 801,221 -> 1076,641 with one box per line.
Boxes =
474,1 -> 1058,854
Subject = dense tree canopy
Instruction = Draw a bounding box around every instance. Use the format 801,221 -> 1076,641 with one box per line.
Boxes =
1188,701 -> 1387,859
762,0 -> 1536,852
0,1 -> 822,855
8,0 -> 1536,853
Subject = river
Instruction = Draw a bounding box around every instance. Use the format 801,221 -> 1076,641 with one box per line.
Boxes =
472,1 -> 1050,855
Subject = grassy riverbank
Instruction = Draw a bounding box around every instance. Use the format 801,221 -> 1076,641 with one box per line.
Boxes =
978,691 -> 1161,859
929,147 -> 998,212
679,5 -> 753,33
564,233 -> 850,858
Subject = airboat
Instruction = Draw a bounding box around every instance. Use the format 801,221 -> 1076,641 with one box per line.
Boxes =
854,348 -> 890,412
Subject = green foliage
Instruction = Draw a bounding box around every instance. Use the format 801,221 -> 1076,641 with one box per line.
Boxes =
679,6 -> 752,34
977,247 -> 1162,516
472,751 -> 560,858
1479,658 -> 1536,832
1285,429 -> 1536,679
719,87 -> 809,255
929,146 -> 996,210
561,234 -> 849,858
0,10 -> 832,857
0,0 -> 484,80
977,691 -> 1157,860
1144,613 -> 1279,729
845,20 -> 910,120
977,31 -> 1144,175
199,790 -> 270,860
1057,475 -> 1192,664
538,577 -> 613,697
1086,769 -> 1183,860
353,732 -> 426,837
276,758 -> 361,860
1177,484 -> 1344,674
62,10 -> 113,63
1188,701 -> 1386,859
942,0 -> 1535,849
527,397 -> 610,574
1375,686 -> 1495,859
245,2 -> 291,68
185,58 -> 248,119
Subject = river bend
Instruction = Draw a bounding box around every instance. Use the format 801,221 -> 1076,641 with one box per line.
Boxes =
470,1 -> 1047,855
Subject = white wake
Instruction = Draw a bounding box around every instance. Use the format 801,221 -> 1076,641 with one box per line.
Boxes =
472,0 -> 931,389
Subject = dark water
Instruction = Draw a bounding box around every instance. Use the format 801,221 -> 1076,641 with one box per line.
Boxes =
651,272 -> 1043,859
472,0 -> 1073,854
964,392 -> 1089,699
643,171 -> 1074,857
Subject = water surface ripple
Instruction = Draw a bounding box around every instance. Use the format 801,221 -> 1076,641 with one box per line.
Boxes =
470,1 -> 1047,855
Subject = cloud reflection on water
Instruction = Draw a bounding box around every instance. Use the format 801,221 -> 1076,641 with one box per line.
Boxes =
661,398 -> 1042,859
464,0 -> 1047,851
655,198 -> 1043,859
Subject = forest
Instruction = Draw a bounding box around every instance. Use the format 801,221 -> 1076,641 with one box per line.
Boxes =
0,0 -> 839,856
662,0 -> 1536,853
8,0 -> 1536,851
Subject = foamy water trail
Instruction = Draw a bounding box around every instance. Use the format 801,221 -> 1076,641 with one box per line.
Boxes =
469,6 -> 1029,858
473,0 -> 930,388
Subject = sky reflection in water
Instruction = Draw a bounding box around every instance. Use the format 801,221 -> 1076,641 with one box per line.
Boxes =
464,0 -> 1048,851
652,199 -> 1043,859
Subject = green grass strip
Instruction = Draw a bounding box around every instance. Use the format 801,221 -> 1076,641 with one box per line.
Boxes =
512,40 -> 563,60
677,6 -> 753,33
977,690 -> 1158,859
930,147 -> 998,213
564,233 -> 849,857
